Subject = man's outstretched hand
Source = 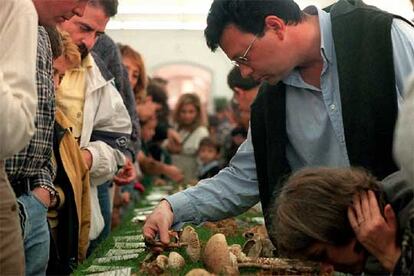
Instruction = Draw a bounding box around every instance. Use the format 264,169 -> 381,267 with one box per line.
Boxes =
143,200 -> 174,245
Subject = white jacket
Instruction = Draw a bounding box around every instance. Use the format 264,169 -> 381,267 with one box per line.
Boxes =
78,54 -> 132,239
0,0 -> 37,159
394,74 -> 414,187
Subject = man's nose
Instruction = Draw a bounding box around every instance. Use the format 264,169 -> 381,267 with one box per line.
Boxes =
82,34 -> 97,50
239,64 -> 253,78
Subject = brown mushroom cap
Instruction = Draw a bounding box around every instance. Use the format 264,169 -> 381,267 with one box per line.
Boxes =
243,224 -> 268,239
180,226 -> 201,262
242,235 -> 263,258
203,233 -> 232,274
185,268 -> 213,276
229,244 -> 247,262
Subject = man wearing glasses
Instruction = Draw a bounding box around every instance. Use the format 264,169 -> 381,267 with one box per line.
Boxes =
144,0 -> 414,272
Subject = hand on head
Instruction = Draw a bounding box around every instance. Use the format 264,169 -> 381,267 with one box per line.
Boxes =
348,190 -> 401,271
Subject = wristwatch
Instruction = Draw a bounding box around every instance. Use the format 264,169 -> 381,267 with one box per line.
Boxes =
38,184 -> 58,208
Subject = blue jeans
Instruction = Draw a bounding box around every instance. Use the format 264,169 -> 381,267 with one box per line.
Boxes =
87,181 -> 111,256
17,191 -> 50,276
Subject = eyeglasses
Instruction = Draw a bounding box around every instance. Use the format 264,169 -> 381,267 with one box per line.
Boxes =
231,36 -> 258,67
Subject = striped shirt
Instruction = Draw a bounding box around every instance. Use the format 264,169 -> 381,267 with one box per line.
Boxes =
5,26 -> 56,189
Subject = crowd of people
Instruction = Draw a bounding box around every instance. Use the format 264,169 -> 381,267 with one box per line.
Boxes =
1,0 -> 414,275
0,0 -> 253,274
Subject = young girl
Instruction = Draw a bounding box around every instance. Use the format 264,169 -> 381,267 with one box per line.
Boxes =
168,93 -> 209,183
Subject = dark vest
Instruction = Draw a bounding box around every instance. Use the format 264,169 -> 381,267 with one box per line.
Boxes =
251,0 -> 404,221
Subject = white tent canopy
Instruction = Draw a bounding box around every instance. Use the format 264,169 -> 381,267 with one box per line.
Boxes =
108,0 -> 414,30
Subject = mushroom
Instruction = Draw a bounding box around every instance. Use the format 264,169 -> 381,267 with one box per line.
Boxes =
237,257 -> 322,274
168,252 -> 185,270
203,218 -> 238,236
261,238 -> 276,258
204,238 -> 320,275
228,244 -> 248,262
242,235 -> 263,258
155,254 -> 169,270
139,260 -> 164,275
180,226 -> 201,262
242,234 -> 276,258
185,268 -> 213,276
243,224 -> 268,239
203,233 -> 234,274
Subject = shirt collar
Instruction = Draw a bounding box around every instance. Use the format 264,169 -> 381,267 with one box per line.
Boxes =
313,6 -> 334,64
282,6 -> 334,88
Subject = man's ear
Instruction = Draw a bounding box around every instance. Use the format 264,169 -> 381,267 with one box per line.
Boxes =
264,15 -> 286,40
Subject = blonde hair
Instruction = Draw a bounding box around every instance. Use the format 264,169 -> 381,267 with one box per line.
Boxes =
60,31 -> 81,68
173,93 -> 204,131
119,44 -> 147,103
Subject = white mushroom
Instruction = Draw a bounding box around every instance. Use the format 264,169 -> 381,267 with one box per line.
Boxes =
168,251 -> 185,270
155,254 -> 169,270
185,268 -> 213,276
228,244 -> 247,262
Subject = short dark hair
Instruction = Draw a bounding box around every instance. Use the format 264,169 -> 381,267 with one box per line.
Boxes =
227,66 -> 260,90
147,80 -> 170,124
89,0 -> 118,17
199,137 -> 220,153
205,0 -> 303,51
44,26 -> 63,60
269,167 -> 383,260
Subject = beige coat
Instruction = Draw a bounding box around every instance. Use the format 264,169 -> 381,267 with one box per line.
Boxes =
54,109 -> 91,261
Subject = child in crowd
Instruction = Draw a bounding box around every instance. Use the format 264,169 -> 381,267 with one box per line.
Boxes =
138,115 -> 184,185
197,137 -> 221,180
167,93 -> 209,183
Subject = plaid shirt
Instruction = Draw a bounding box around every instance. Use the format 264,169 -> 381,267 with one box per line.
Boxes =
5,27 -> 56,189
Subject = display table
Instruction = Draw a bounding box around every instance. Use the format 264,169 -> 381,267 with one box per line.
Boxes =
73,185 -> 320,275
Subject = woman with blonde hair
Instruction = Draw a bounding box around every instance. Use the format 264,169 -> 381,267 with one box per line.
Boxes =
118,44 -> 147,103
47,28 -> 90,273
53,30 -> 81,89
167,93 -> 209,183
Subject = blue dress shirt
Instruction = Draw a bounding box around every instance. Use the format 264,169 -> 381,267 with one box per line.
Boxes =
166,7 -> 414,226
